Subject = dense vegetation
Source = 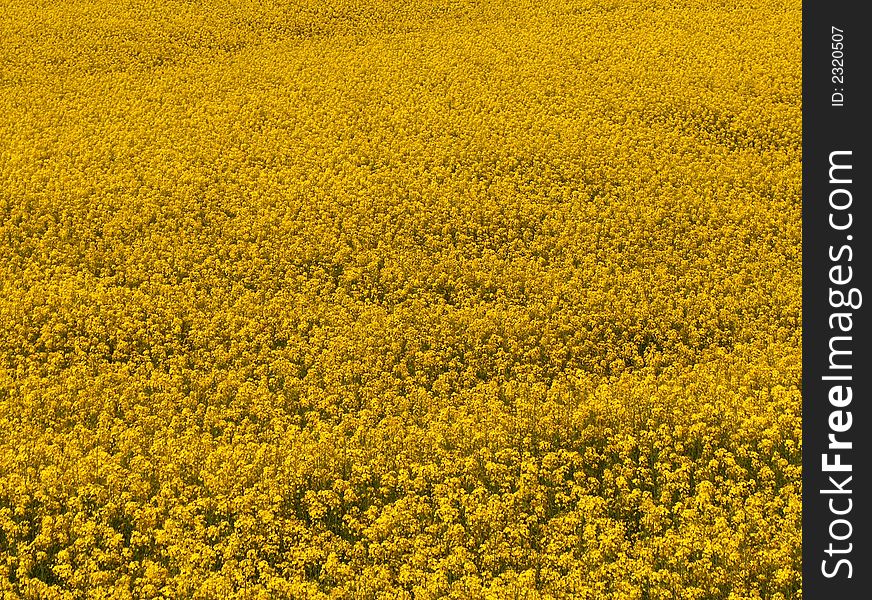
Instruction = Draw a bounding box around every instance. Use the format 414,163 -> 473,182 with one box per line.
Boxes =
0,1 -> 801,598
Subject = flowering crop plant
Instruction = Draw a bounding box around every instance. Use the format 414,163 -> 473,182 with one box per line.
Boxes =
0,0 -> 800,598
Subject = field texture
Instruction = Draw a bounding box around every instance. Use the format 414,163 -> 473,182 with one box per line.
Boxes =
0,1 -> 801,598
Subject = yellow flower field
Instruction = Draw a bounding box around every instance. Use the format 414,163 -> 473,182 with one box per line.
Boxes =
0,0 -> 801,598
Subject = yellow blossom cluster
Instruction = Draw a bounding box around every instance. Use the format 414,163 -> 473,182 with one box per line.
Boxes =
1,0 -> 800,598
